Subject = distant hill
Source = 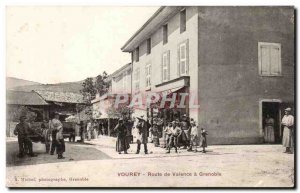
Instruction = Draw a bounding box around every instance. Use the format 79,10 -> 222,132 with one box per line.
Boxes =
6,77 -> 41,89
7,77 -> 85,93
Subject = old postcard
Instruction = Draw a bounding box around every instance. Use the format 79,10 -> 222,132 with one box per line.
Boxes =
6,6 -> 295,188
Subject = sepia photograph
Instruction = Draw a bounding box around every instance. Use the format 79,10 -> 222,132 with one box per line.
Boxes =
5,5 -> 295,188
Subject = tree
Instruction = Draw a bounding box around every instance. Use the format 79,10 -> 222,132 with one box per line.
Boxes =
7,106 -> 37,122
106,104 -> 134,120
95,71 -> 109,96
80,77 -> 96,102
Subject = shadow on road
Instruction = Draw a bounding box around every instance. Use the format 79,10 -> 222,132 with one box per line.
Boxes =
6,141 -> 111,167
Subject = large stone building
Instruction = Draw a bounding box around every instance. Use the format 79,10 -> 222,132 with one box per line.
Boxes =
121,6 -> 295,144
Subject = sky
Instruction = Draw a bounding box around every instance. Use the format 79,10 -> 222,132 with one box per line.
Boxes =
6,6 -> 159,84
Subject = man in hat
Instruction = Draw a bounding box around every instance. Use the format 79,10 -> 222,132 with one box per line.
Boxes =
50,113 -> 62,155
14,115 -> 37,157
281,107 -> 294,154
136,116 -> 150,154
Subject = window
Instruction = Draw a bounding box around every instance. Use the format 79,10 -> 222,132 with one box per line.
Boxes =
258,42 -> 281,76
178,40 -> 189,76
147,38 -> 151,55
180,9 -> 186,33
135,47 -> 139,62
163,24 -> 168,45
134,68 -> 140,91
145,64 -> 151,89
162,51 -> 170,82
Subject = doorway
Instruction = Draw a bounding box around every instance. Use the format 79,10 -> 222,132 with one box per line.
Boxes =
262,101 -> 281,143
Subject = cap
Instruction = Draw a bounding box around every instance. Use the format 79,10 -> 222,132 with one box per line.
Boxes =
285,107 -> 292,111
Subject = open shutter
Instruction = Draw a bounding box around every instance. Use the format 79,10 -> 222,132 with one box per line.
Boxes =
185,39 -> 189,75
167,50 -> 170,80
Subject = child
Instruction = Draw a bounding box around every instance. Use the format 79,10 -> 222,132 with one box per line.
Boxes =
200,128 -> 208,153
164,122 -> 173,149
56,126 -> 65,159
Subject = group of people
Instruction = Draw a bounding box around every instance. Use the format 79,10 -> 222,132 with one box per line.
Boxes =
263,107 -> 294,154
13,115 -> 38,158
14,112 -> 66,159
114,116 -> 148,154
113,114 -> 208,155
164,118 -> 208,153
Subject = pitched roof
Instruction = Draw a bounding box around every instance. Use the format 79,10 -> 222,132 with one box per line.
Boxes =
6,90 -> 49,105
110,63 -> 132,78
34,90 -> 85,104
121,6 -> 183,52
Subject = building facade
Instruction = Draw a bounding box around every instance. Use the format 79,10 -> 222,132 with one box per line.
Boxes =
121,6 -> 295,144
92,63 -> 132,135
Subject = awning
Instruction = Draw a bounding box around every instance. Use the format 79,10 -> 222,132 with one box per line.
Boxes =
160,86 -> 185,96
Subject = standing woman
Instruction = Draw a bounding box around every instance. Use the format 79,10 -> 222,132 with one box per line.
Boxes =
282,107 -> 294,154
114,118 -> 129,154
264,114 -> 275,143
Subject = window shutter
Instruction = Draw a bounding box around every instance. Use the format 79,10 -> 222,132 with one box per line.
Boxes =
270,46 -> 280,75
177,45 -> 180,77
167,50 -> 170,80
185,39 -> 189,75
260,46 -> 270,75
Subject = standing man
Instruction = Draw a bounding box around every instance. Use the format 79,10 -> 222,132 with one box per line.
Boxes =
189,119 -> 199,152
50,113 -> 62,155
164,122 -> 173,149
166,121 -> 181,153
56,124 -> 65,159
14,115 -> 37,158
282,107 -> 294,154
181,114 -> 191,150
86,120 -> 92,141
41,119 -> 51,153
136,116 -> 150,154
79,121 -> 85,142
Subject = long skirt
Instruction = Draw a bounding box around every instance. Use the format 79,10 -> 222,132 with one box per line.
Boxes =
116,137 -> 130,152
264,126 -> 275,143
199,136 -> 207,148
282,127 -> 292,147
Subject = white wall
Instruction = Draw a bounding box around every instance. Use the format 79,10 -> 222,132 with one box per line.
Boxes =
131,7 -> 199,120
